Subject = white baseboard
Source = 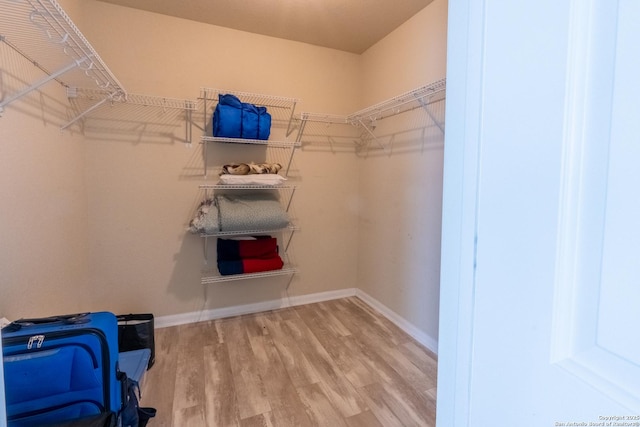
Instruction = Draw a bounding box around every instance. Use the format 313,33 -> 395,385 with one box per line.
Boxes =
155,288 -> 357,329
355,289 -> 439,355
155,287 -> 438,356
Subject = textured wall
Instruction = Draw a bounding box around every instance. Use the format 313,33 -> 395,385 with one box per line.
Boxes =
0,38 -> 91,319
357,0 -> 448,349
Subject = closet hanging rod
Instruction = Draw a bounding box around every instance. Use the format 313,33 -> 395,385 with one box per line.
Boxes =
0,0 -> 126,112
0,55 -> 90,113
0,34 -> 63,86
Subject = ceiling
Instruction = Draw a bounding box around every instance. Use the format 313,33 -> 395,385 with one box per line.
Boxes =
94,0 -> 435,54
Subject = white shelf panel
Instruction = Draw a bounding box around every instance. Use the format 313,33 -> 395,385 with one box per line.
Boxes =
72,88 -> 197,110
297,79 -> 446,154
199,184 -> 297,191
348,79 -> 446,123
201,136 -> 300,148
200,225 -> 298,238
299,113 -> 351,124
201,266 -> 298,284
200,88 -> 298,110
198,183 -> 297,213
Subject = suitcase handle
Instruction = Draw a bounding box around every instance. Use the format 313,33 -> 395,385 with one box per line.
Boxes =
2,312 -> 90,332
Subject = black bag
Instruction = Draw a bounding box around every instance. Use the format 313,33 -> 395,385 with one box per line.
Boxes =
119,374 -> 157,427
116,314 -> 155,369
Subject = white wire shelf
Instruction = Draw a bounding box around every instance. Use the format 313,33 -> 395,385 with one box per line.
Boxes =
200,88 -> 298,110
201,136 -> 300,148
198,183 -> 298,191
66,88 -> 197,140
200,225 -> 298,259
299,113 -> 351,124
199,183 -> 297,213
71,88 -> 197,110
295,112 -> 362,152
199,88 -> 300,140
297,79 -> 446,154
347,79 -> 446,123
0,0 -> 126,120
201,136 -> 300,178
199,88 -> 300,177
201,266 -> 298,285
200,225 -> 298,238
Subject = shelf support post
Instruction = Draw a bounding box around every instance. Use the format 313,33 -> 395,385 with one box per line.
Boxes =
285,100 -> 298,137
203,235 -> 209,264
415,95 -> 445,133
357,118 -> 390,155
185,100 -> 193,145
61,94 -> 111,130
203,93 -> 209,177
285,187 -> 296,213
284,228 -> 295,253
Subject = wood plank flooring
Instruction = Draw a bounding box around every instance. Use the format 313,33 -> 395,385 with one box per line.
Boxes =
142,297 -> 438,427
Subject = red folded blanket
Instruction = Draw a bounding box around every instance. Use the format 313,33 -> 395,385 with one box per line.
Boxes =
217,237 -> 278,260
217,256 -> 284,275
217,237 -> 284,275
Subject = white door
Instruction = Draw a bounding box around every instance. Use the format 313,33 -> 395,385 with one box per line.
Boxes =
438,0 -> 640,425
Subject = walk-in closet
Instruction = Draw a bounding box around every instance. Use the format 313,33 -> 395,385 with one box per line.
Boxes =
0,0 -> 447,425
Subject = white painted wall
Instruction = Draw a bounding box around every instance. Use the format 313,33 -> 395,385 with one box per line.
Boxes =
0,39 -> 91,319
356,0 -> 448,351
51,1 -> 361,317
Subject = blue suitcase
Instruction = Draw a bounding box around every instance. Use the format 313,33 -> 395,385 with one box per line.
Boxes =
2,312 -> 123,426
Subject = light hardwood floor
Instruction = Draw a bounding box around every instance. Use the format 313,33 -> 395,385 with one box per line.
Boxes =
142,297 -> 438,427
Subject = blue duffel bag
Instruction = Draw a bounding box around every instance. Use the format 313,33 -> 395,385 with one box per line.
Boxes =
212,94 -> 243,138
212,94 -> 271,140
241,103 -> 271,140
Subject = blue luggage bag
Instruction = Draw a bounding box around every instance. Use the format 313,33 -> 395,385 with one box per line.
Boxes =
2,312 -> 123,427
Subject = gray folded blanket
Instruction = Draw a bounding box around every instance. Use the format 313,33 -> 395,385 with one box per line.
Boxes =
189,199 -> 219,234
189,193 -> 289,234
216,193 -> 289,232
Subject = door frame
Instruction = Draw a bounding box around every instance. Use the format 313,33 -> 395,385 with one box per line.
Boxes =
436,0 -> 483,424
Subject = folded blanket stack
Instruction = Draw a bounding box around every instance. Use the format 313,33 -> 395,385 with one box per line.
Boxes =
189,193 -> 289,235
217,237 -> 284,275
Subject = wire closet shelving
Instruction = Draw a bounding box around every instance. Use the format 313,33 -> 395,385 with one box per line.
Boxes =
296,78 -> 446,154
200,266 -> 299,285
197,183 -> 299,284
198,88 -> 301,178
0,0 -> 197,136
0,0 -> 125,122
